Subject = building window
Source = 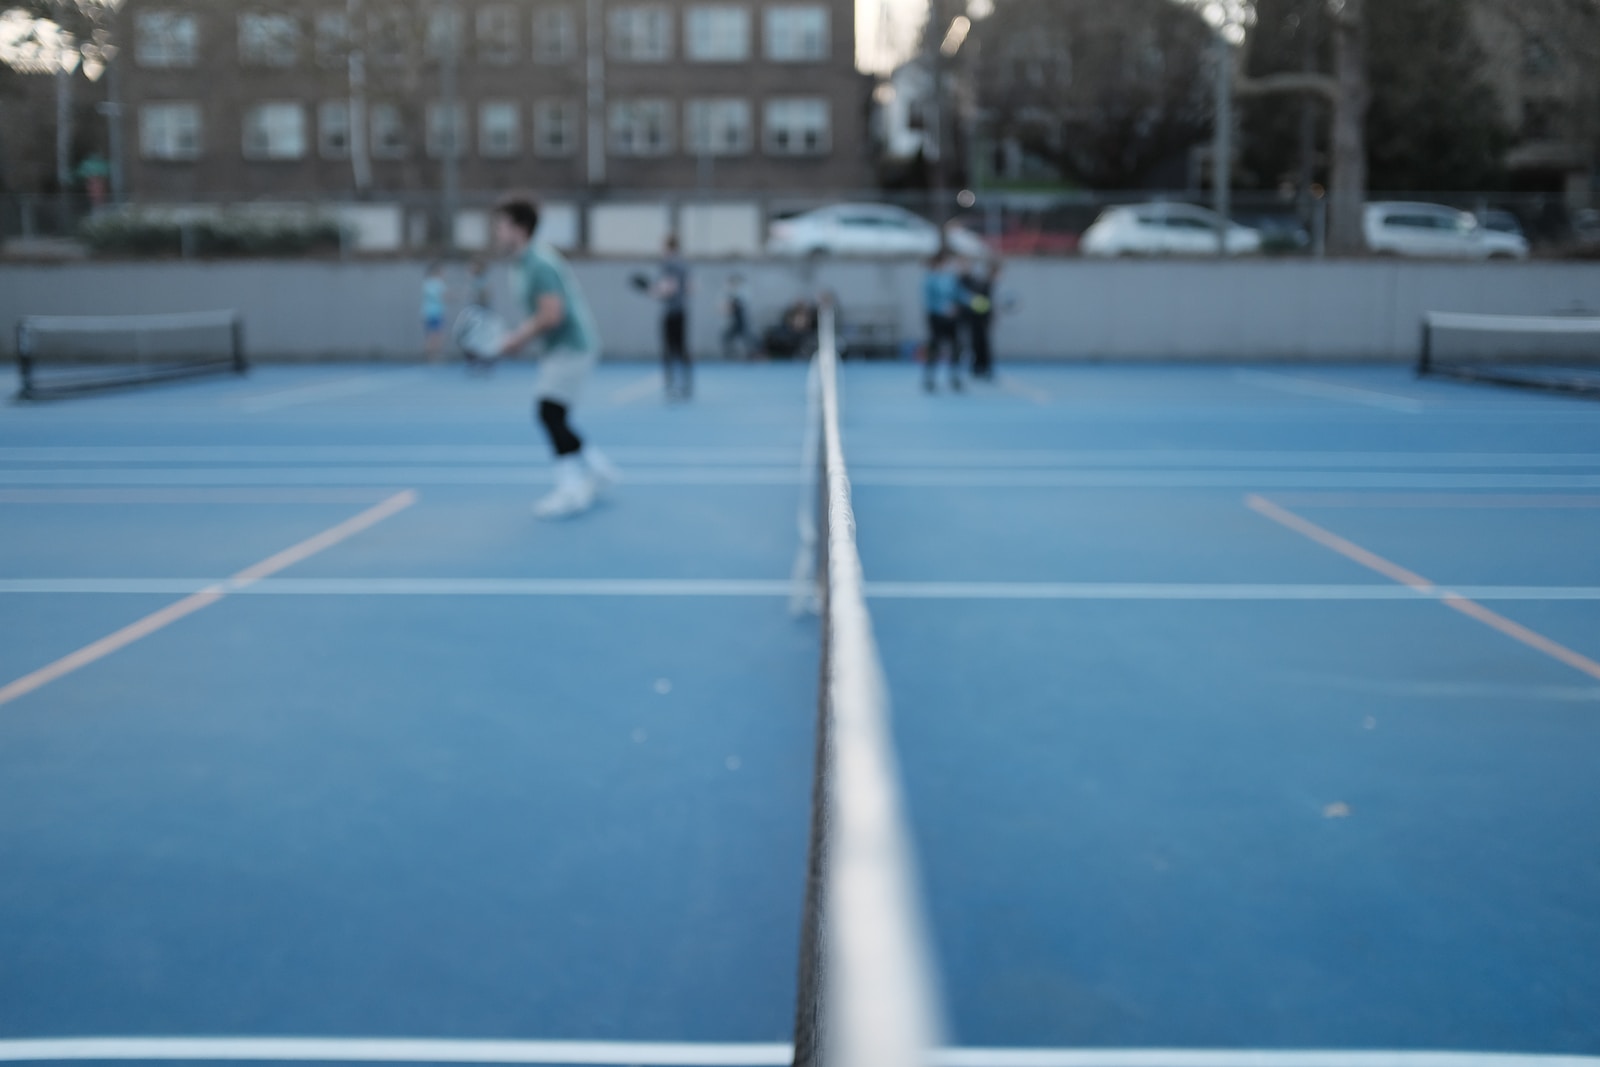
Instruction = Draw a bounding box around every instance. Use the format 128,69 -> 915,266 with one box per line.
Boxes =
139,102 -> 201,160
477,4 -> 519,63
427,102 -> 468,158
425,5 -> 465,61
369,10 -> 411,65
535,99 -> 578,156
686,6 -> 750,61
479,101 -> 522,157
609,99 -> 672,156
764,97 -> 830,155
314,11 -> 351,66
533,5 -> 577,62
319,100 -> 351,159
370,102 -> 408,159
134,12 -> 198,68
239,13 -> 300,67
610,6 -> 672,61
243,102 -> 308,160
765,5 -> 828,61
686,98 -> 752,155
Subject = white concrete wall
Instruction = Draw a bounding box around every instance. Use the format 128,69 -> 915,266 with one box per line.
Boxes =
4,258 -> 1598,362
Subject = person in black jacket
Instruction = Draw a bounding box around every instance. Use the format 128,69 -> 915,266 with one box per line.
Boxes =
959,258 -> 1001,380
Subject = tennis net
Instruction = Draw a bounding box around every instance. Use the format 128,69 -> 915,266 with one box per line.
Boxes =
791,309 -> 945,1067
1418,311 -> 1600,397
15,310 -> 247,401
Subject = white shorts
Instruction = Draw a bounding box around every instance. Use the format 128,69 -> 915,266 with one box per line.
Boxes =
535,348 -> 599,407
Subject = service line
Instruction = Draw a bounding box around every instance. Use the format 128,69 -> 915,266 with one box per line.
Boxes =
0,491 -> 417,709
1247,493 -> 1600,682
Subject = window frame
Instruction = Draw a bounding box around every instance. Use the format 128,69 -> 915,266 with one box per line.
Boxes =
685,97 -> 753,156
534,99 -> 580,157
479,100 -> 523,158
685,5 -> 751,62
238,12 -> 301,68
476,4 -> 520,64
764,5 -> 829,62
609,5 -> 673,62
242,101 -> 309,161
532,5 -> 578,62
318,99 -> 352,160
134,11 -> 199,68
369,101 -> 409,160
763,96 -> 831,156
608,98 -> 674,157
139,101 -> 203,161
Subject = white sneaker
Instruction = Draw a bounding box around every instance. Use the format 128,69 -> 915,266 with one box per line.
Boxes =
583,448 -> 621,494
534,457 -> 595,519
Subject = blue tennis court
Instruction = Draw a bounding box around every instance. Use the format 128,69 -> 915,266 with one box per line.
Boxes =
1,359 -> 1598,1062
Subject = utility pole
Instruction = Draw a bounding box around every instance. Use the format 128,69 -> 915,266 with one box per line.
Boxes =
99,47 -> 125,205
440,0 -> 461,249
347,0 -> 372,197
55,55 -> 74,234
586,0 -> 607,188
1212,30 -> 1233,255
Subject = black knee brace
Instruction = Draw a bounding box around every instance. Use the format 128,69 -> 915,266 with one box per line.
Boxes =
536,399 -> 583,456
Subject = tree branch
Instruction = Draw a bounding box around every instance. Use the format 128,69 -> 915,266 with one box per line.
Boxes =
1236,71 -> 1339,103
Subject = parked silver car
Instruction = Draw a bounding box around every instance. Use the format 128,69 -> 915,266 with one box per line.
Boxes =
767,203 -> 992,259
1363,202 -> 1529,260
1080,202 -> 1263,257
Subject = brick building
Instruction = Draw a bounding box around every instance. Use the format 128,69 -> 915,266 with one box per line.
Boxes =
116,0 -> 873,203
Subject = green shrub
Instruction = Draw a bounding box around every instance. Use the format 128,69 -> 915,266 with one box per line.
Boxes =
79,212 -> 347,258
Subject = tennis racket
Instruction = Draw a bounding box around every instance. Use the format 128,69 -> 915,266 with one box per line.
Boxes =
453,306 -> 507,362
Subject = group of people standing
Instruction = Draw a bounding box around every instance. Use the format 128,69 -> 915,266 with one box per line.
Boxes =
922,251 -> 1002,393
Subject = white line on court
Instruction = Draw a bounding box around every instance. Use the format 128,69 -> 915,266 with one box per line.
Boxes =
1235,371 -> 1428,413
0,489 -> 395,505
0,1040 -> 1593,1067
932,1051 -> 1600,1067
608,372 -> 665,406
235,374 -> 420,413
4,448 -> 1600,471
9,469 -> 1600,490
3,579 -> 1599,601
995,374 -> 1052,404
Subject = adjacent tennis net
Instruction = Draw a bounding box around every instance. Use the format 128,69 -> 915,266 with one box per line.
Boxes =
791,310 -> 945,1067
1418,311 -> 1600,397
15,310 -> 247,401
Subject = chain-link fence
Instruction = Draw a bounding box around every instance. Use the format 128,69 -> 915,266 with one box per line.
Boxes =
3,187 -> 1596,259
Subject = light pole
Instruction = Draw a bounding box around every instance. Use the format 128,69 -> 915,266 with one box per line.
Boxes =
440,0 -> 461,249
1212,29 -> 1233,256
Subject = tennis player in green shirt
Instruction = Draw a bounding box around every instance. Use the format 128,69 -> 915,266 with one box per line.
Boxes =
493,195 -> 619,519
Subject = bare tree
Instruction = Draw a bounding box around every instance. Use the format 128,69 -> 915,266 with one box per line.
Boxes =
971,0 -> 1216,190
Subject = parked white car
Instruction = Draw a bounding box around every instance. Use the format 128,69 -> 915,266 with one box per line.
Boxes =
767,203 -> 992,259
1080,202 -> 1263,257
1364,202 -> 1529,260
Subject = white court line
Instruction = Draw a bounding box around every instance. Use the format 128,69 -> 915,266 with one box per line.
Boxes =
4,448 -> 1600,470
0,489 -> 394,505
608,372 -> 666,406
1236,371 -> 1427,413
236,374 -> 418,413
0,1040 -> 1593,1067
995,374 -> 1052,404
9,468 -> 1600,491
0,1038 -> 789,1066
933,1051 -> 1600,1067
3,579 -> 1599,601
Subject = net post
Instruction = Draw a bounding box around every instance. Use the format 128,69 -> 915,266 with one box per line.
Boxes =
15,319 -> 33,401
791,336 -> 831,1067
1417,314 -> 1433,378
231,314 -> 248,375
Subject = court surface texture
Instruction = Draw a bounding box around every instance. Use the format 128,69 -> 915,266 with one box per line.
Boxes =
1,361 -> 1597,1064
